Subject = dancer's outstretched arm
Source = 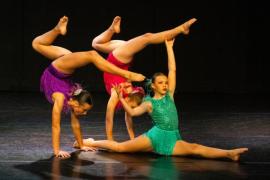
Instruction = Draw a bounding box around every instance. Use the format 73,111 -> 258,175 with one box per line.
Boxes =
51,93 -> 70,158
165,39 -> 176,97
125,112 -> 135,139
105,90 -> 119,140
71,112 -> 96,151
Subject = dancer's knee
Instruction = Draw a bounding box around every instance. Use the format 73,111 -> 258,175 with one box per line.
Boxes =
91,39 -> 99,49
81,50 -> 98,61
189,143 -> 200,154
86,50 -> 98,57
116,143 -> 127,152
32,38 -> 40,50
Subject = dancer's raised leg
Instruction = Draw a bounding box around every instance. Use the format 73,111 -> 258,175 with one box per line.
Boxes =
52,50 -> 145,81
32,16 -> 72,60
113,18 -> 197,62
92,16 -> 126,53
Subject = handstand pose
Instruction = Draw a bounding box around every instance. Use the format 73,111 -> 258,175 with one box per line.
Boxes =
32,16 -> 145,158
92,16 -> 197,140
76,38 -> 248,161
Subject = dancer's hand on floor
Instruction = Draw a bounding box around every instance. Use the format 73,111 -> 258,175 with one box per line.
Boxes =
55,150 -> 71,159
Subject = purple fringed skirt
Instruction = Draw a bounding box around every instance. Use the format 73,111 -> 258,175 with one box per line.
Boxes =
40,64 -> 79,112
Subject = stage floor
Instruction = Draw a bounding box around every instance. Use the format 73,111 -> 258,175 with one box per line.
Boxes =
0,92 -> 269,179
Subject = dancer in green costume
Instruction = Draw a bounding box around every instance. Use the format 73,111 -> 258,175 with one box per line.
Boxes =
75,37 -> 248,161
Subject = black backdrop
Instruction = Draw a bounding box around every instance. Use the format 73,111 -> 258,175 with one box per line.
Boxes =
0,0 -> 268,94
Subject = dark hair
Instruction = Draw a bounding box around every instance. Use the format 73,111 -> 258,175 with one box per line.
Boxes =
145,72 -> 167,96
71,90 -> 93,106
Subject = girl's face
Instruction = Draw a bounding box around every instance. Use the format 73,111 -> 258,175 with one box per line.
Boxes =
72,102 -> 92,116
152,75 -> 168,95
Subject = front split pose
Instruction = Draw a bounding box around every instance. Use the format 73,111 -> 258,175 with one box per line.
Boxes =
91,16 -> 197,140
32,16 -> 145,158
75,38 -> 248,161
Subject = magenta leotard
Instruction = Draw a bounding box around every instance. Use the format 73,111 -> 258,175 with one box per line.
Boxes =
103,52 -> 132,109
103,52 -> 130,95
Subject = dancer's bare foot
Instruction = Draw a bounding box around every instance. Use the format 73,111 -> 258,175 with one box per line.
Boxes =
126,72 -> 145,82
228,148 -> 248,161
54,16 -> 68,35
178,18 -> 197,35
109,16 -> 121,34
73,138 -> 95,148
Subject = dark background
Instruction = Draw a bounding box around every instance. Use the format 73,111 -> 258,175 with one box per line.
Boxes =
0,0 -> 268,94
0,2 -> 269,179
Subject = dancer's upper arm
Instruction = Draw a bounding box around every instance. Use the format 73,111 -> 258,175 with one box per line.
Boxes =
52,92 -> 65,116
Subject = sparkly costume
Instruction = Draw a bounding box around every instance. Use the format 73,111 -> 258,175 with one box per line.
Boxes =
144,92 -> 182,155
40,64 -> 79,112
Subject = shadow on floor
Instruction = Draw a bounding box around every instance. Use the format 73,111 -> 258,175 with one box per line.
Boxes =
14,150 -> 252,180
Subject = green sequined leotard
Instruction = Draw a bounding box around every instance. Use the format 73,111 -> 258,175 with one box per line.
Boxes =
143,92 -> 182,155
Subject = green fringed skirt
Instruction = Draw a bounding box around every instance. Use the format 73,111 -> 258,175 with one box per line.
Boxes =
144,126 -> 182,155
